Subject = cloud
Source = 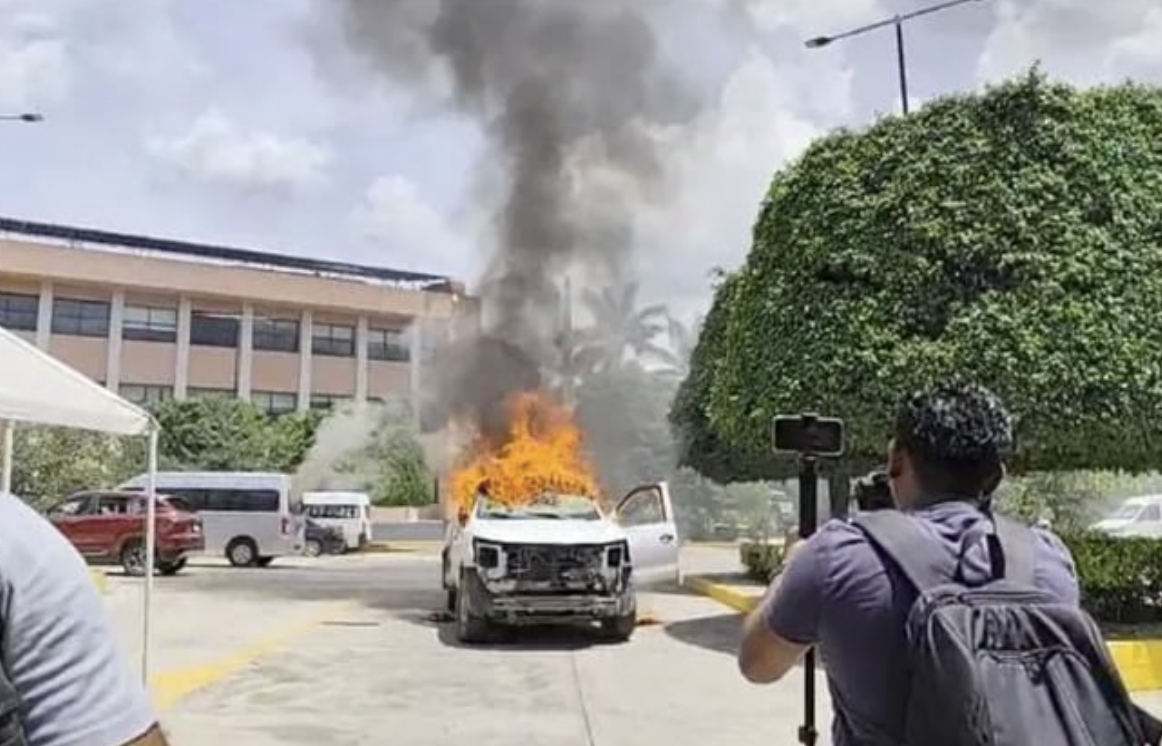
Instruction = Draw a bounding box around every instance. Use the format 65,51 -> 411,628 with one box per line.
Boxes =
0,11 -> 70,110
978,0 -> 1162,86
347,175 -> 473,275
145,108 -> 332,191
630,48 -> 843,320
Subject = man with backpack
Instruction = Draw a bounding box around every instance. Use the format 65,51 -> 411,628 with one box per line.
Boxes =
737,381 -> 1161,745
0,490 -> 169,745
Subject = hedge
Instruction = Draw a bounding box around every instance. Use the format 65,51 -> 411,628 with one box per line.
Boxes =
740,532 -> 1162,625
676,69 -> 1162,481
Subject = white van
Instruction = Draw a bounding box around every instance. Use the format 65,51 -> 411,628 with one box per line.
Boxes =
303,491 -> 372,551
1089,495 -> 1162,538
120,471 -> 303,567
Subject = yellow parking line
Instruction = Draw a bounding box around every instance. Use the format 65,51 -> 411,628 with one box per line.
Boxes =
150,602 -> 348,711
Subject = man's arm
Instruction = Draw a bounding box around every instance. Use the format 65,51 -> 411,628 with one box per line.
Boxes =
737,535 -> 826,684
0,495 -> 161,746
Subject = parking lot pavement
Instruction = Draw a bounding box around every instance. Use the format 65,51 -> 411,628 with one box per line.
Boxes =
115,552 -> 828,745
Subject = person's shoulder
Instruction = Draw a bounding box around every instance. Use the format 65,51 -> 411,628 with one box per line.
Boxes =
0,492 -> 93,588
1029,525 -> 1074,560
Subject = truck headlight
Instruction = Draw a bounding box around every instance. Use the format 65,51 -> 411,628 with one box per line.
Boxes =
473,540 -> 501,569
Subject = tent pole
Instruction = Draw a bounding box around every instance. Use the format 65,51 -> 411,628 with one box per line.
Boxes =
141,428 -> 159,685
1,420 -> 13,494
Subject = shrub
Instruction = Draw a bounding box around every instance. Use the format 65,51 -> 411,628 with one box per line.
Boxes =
740,541 -> 786,582
1061,533 -> 1162,625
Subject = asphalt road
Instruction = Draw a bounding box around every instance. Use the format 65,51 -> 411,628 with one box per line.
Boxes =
145,551 -> 832,746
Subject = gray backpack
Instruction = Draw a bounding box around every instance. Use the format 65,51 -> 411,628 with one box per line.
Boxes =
856,510 -> 1153,746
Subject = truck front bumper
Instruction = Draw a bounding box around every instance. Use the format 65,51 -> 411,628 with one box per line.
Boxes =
462,568 -> 635,625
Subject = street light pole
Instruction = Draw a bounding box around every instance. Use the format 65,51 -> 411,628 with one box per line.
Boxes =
895,18 -> 909,115
805,0 -> 987,115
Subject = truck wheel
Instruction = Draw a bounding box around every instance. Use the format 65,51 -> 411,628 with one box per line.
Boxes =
304,538 -> 323,557
226,538 -> 258,567
454,572 -> 492,644
121,540 -> 147,577
600,610 -> 636,642
158,558 -> 187,576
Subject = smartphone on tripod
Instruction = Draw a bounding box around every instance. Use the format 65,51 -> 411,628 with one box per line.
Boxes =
772,413 -> 845,746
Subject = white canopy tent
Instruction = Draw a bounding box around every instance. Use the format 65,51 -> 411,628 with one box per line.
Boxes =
0,325 -> 159,685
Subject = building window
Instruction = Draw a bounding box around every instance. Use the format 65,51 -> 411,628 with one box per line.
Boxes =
253,316 -> 300,353
190,311 -> 239,348
119,383 -> 173,407
368,328 -> 410,362
309,393 -> 352,411
123,305 -> 178,343
0,292 -> 38,331
51,298 -> 110,337
251,390 -> 298,415
311,322 -> 355,357
187,387 -> 235,400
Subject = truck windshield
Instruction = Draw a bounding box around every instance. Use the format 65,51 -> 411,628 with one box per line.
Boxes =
477,493 -> 601,521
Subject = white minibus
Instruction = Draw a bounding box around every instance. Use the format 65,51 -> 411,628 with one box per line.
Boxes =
303,491 -> 372,551
120,471 -> 302,567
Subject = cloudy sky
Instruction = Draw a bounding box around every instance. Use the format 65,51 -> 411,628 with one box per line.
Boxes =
0,0 -> 1159,322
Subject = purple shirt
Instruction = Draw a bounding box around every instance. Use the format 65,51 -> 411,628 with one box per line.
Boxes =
764,502 -> 1080,746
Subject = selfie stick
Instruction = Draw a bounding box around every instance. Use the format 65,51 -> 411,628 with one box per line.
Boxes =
797,452 -> 819,746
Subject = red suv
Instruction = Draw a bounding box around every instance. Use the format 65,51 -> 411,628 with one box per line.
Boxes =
47,490 -> 204,576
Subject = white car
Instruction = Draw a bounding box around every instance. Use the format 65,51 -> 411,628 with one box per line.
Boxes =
1090,495 -> 1162,538
442,482 -> 680,644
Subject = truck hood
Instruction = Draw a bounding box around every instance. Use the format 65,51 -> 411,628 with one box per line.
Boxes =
470,518 -> 626,545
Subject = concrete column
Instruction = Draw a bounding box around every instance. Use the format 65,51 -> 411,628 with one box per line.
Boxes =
174,296 -> 191,399
297,309 -> 313,412
35,281 -> 53,350
409,320 -> 422,427
106,289 -> 125,391
355,316 -> 369,403
238,304 -> 254,402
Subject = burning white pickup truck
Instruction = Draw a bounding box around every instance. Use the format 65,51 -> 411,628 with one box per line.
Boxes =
441,484 -> 679,644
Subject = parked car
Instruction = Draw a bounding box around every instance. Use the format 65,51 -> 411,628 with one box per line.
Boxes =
46,490 -> 204,576
1090,495 -> 1162,537
303,519 -> 347,557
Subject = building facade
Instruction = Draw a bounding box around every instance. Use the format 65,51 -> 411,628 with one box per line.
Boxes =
0,218 -> 475,419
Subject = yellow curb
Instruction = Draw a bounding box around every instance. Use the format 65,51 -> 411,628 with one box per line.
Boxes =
149,602 -> 350,711
89,568 -> 108,595
685,575 -> 1162,693
683,575 -> 760,614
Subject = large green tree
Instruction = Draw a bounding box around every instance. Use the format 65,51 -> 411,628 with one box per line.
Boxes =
153,398 -> 320,472
677,70 -> 1162,478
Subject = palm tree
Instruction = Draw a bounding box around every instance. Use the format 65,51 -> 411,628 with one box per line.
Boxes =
578,282 -> 672,372
655,315 -> 702,379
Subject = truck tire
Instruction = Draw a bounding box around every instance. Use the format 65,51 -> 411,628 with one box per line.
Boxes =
158,558 -> 187,576
600,610 -> 636,642
120,539 -> 147,577
454,570 -> 493,644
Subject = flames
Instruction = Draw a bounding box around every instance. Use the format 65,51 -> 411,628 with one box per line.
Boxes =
450,391 -> 599,519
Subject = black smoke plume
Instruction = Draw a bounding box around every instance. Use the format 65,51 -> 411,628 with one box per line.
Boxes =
319,0 -> 696,438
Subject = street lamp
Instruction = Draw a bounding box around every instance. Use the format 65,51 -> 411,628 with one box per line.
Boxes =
805,0 -> 988,115
0,113 -> 44,123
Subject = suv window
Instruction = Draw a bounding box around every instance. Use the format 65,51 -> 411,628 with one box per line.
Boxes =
96,495 -> 131,515
53,494 -> 97,517
1139,504 -> 1162,522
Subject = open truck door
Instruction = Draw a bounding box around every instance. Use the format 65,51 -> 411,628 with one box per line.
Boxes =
614,482 -> 679,587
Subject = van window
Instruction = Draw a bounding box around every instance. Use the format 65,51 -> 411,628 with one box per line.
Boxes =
152,488 -> 280,513
1138,504 -> 1162,523
306,504 -> 360,519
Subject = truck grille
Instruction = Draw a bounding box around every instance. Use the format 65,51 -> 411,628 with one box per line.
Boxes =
503,544 -> 605,583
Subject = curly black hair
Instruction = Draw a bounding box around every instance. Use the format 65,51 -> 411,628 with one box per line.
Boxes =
892,381 -> 1013,499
